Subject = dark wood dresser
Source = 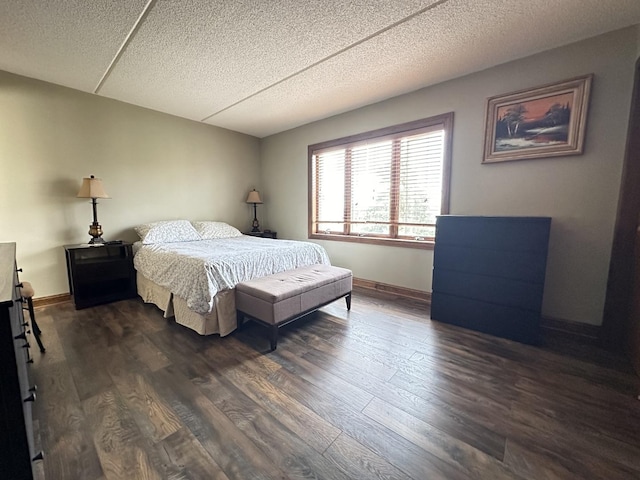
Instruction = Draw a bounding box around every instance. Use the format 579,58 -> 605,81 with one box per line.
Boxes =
0,242 -> 41,479
431,216 -> 551,344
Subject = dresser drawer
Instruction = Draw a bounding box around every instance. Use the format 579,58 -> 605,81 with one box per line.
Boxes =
435,216 -> 551,252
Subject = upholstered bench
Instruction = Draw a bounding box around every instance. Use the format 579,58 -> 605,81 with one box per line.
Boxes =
235,264 -> 352,350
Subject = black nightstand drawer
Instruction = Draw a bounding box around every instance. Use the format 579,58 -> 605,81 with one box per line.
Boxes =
74,260 -> 132,282
244,231 -> 277,239
65,243 -> 136,309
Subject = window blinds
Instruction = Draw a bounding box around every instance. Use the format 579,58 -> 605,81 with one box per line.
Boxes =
312,122 -> 447,241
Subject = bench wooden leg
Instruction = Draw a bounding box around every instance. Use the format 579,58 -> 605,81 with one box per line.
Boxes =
345,292 -> 351,311
270,326 -> 279,351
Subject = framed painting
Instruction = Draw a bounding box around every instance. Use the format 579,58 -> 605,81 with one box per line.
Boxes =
482,75 -> 592,164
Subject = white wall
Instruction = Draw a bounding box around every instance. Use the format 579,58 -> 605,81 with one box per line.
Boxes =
260,26 -> 639,326
0,71 -> 261,297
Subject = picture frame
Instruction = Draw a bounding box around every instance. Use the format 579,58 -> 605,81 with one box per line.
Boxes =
482,74 -> 592,164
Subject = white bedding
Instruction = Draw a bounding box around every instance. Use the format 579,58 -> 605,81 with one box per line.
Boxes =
133,236 -> 330,315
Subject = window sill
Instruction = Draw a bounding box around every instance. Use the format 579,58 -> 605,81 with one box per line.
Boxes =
309,233 -> 435,250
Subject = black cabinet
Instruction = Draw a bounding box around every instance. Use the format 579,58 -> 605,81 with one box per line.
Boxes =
0,242 -> 39,479
431,216 -> 551,344
65,243 -> 137,309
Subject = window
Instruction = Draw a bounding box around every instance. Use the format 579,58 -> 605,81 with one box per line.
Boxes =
308,112 -> 453,248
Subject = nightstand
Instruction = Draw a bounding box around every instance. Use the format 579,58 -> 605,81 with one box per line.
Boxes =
244,231 -> 277,239
64,243 -> 137,309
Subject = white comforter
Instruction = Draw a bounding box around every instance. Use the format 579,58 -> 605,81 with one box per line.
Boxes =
133,236 -> 330,314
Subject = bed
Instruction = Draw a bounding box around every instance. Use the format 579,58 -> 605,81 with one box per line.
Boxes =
132,220 -> 330,336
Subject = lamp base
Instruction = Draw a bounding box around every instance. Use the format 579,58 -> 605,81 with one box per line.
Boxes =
88,223 -> 105,244
251,218 -> 260,232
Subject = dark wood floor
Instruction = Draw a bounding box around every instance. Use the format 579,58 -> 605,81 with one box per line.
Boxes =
30,290 -> 640,480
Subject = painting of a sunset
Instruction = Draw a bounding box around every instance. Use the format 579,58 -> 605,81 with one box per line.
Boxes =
483,75 -> 592,163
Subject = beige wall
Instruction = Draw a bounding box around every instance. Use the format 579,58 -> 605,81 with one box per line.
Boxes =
0,71 -> 261,297
260,27 -> 638,326
2,26 -> 636,326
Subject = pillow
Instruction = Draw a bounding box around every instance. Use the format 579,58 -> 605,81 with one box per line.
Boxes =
135,220 -> 202,244
191,221 -> 243,239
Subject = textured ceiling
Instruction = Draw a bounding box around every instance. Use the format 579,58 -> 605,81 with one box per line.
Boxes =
1,0 -> 639,138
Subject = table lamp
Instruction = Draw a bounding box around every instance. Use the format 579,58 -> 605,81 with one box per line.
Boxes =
77,175 -> 110,244
246,189 -> 263,232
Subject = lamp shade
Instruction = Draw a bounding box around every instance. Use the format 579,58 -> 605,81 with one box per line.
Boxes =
246,189 -> 263,204
77,175 -> 110,199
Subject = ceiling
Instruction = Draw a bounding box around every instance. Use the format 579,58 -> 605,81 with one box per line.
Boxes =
1,1 -> 640,138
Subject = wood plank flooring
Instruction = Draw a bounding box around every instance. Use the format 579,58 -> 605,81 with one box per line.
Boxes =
30,290 -> 640,480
